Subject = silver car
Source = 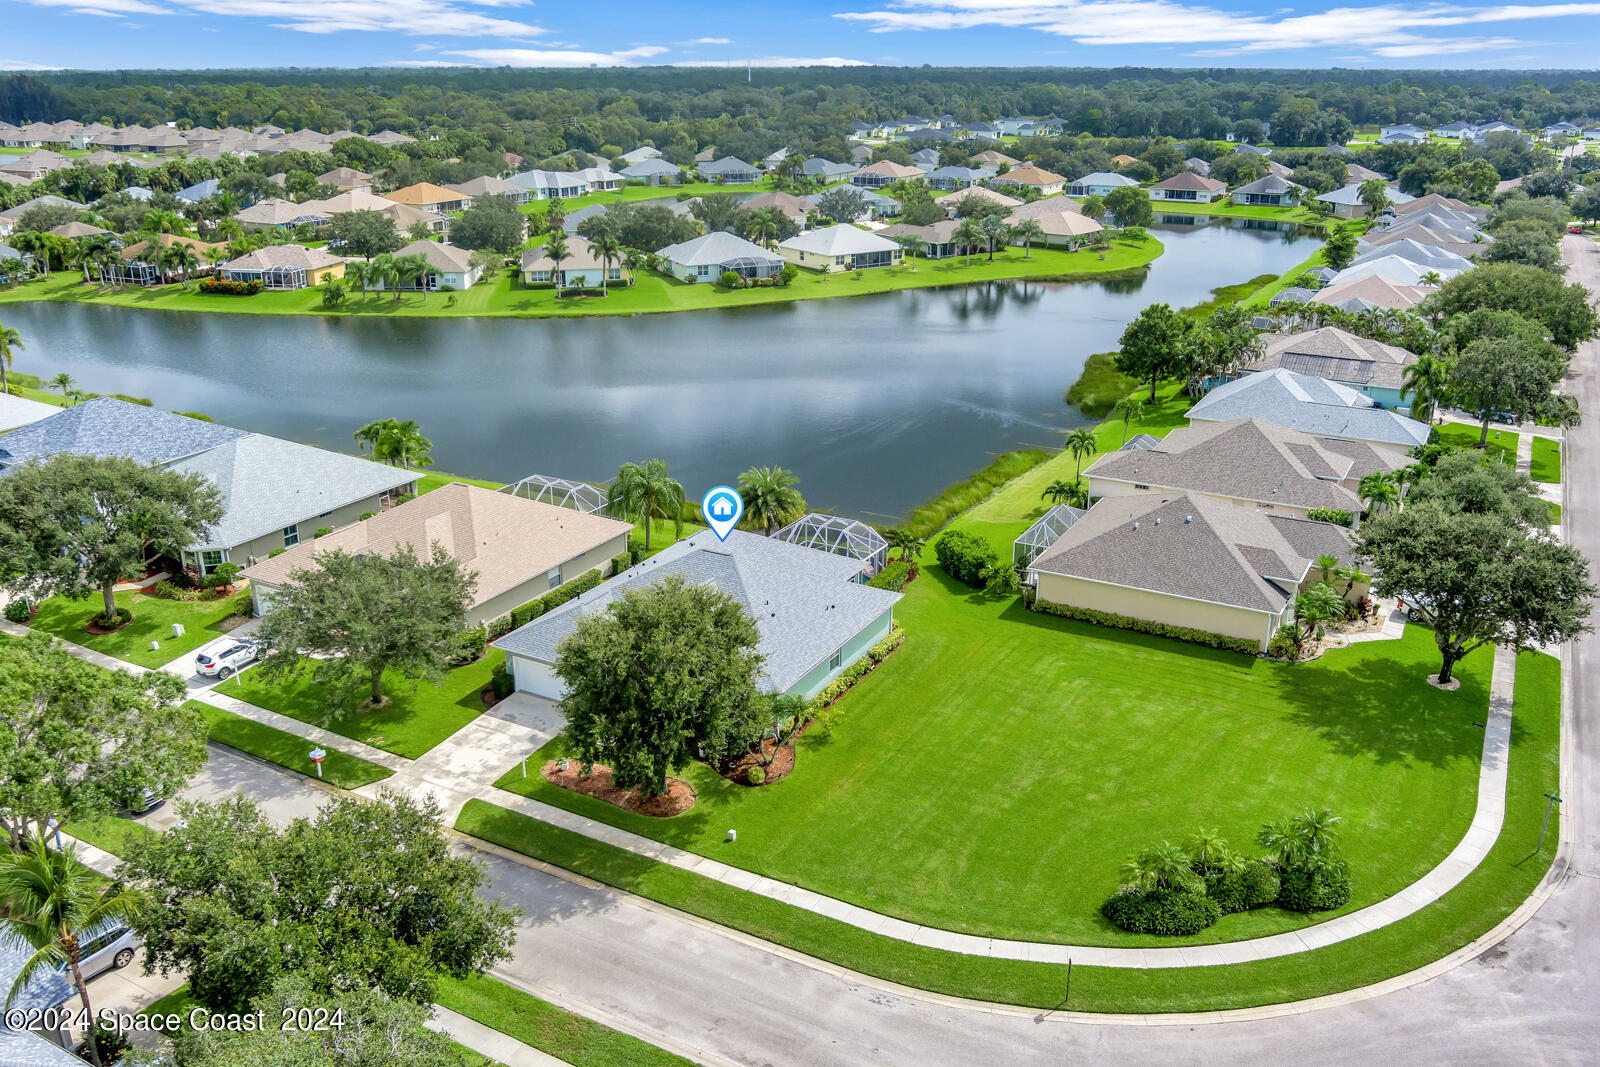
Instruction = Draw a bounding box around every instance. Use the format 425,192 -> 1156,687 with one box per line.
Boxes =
73,924 -> 141,980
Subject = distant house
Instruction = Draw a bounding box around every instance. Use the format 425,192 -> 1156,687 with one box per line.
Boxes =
507,169 -> 591,200
519,238 -> 621,288
1027,491 -> 1357,653
1432,121 -> 1476,138
385,182 -> 470,214
0,149 -> 71,181
317,166 -> 373,192
620,146 -> 663,165
378,239 -> 484,291
992,163 -> 1067,196
1379,123 -> 1429,144
1310,274 -> 1432,313
1110,154 -> 1138,168
445,175 -> 524,203
1065,171 -> 1137,198
219,244 -> 345,289
924,165 -> 996,191
1244,327 -> 1420,412
801,188 -> 899,221
367,130 -> 416,147
1184,157 -> 1212,176
46,220 -> 111,240
1390,192 -> 1489,220
242,482 -> 632,625
1149,171 -> 1227,203
1342,163 -> 1390,184
763,147 -> 793,169
696,156 -> 759,184
1542,121 -> 1582,141
1328,254 -> 1460,288
972,149 -> 1021,167
175,178 -> 220,205
1348,238 -> 1472,276
1314,183 -> 1414,218
1187,367 -> 1431,450
694,146 -> 718,163
233,197 -> 330,231
879,219 -> 962,259
1233,144 -> 1271,156
910,148 -> 941,169
656,231 -> 786,283
1011,206 -> 1102,249
850,160 -> 923,188
778,224 -> 903,272
0,194 -> 85,237
849,145 -> 873,164
103,233 -> 226,286
1358,225 -> 1483,261
800,157 -> 857,182
1232,175 -> 1302,207
739,191 -> 814,226
934,185 -> 1023,216
620,157 -> 682,185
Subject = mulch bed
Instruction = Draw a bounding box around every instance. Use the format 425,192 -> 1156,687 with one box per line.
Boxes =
719,736 -> 798,786
542,759 -> 696,817
84,613 -> 134,635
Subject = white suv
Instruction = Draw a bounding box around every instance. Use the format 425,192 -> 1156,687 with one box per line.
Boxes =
196,640 -> 257,679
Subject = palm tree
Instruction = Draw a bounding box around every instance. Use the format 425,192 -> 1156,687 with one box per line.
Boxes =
163,241 -> 200,283
0,318 -> 21,394
544,196 -> 568,235
608,459 -> 685,552
737,465 -> 806,535
1401,352 -> 1449,424
353,418 -> 388,456
979,215 -> 1011,261
49,372 -> 74,400
1012,218 -> 1046,258
1040,478 -> 1086,508
1118,841 -> 1198,893
1394,462 -> 1429,504
544,231 -> 571,297
65,241 -> 95,283
360,256 -> 390,296
952,217 -> 984,267
1356,178 -> 1391,217
883,528 -> 925,562
589,230 -> 624,297
1420,270 -> 1443,287
1111,395 -> 1145,445
355,417 -> 433,469
622,247 -> 647,287
1359,471 -> 1398,513
892,233 -> 925,272
370,252 -> 402,301
0,837 -> 148,1067
1184,827 -> 1236,872
1064,426 -> 1097,479
395,253 -> 432,301
1314,553 -> 1342,584
746,207 -> 783,249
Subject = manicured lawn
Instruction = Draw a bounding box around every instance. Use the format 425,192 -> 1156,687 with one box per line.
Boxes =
494,563 -> 1490,947
62,815 -> 156,858
194,700 -> 394,788
1530,436 -> 1562,483
1436,421 -> 1519,466
436,975 -> 694,1067
0,235 -> 1162,320
456,650 -> 1557,1012
27,589 -> 252,668
216,652 -> 502,759
1149,199 -> 1327,228
418,470 -> 504,495
1239,244 -> 1330,307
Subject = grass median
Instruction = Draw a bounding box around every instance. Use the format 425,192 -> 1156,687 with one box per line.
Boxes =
194,700 -> 394,788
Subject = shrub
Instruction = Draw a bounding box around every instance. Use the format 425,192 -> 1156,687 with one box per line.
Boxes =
1100,888 -> 1221,935
489,661 -> 514,699
499,568 -> 605,634
778,263 -> 799,286
867,559 -> 914,591
208,562 -> 241,590
197,276 -> 263,296
487,615 -> 515,641
1207,860 -> 1281,914
1030,599 -> 1260,655
1277,863 -> 1353,912
718,270 -> 743,289
359,511 -> 375,521
4,599 -> 30,622
1306,507 -> 1354,526
934,529 -> 998,588
268,548 -> 287,558
313,527 -> 333,539
746,765 -> 766,785
610,552 -> 631,576
1267,626 -> 1300,661
96,606 -> 133,629
804,626 -> 905,717
450,625 -> 487,667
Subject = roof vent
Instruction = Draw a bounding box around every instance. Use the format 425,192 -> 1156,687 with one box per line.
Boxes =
1154,517 -> 1161,525
1185,515 -> 1193,523
1132,522 -> 1140,530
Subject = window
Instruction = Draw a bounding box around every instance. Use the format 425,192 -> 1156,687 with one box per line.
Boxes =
200,550 -> 225,575
829,648 -> 843,671
282,524 -> 299,547
548,565 -> 562,590
697,264 -> 711,277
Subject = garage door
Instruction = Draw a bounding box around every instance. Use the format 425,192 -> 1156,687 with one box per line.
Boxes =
509,654 -> 567,700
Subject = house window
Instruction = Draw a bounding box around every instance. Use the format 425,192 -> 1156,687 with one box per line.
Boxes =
200,549 -> 225,575
282,524 -> 299,547
1134,483 -> 1150,490
548,566 -> 562,590
829,648 -> 843,671
697,264 -> 711,277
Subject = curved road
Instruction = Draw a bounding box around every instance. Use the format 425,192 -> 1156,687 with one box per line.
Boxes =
477,235 -> 1599,1066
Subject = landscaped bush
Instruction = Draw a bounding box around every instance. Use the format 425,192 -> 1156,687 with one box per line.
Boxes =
1306,507 -> 1354,526
5,599 -> 30,622
1277,863 -> 1353,912
196,276 -> 263,296
1030,599 -> 1260,655
1207,860 -> 1282,914
1267,626 -> 1300,661
718,270 -> 744,289
499,568 -> 605,632
804,625 -> 906,717
1100,888 -> 1221,935
450,625 -> 488,667
610,552 -> 631,576
746,765 -> 765,785
490,661 -> 514,699
934,529 -> 998,588
867,559 -> 915,591
95,606 -> 133,629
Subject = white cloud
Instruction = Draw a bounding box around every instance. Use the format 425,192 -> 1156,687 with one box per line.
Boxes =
443,45 -> 670,66
833,0 -> 1600,58
0,59 -> 65,70
16,0 -> 553,36
675,55 -> 873,66
688,36 -> 733,44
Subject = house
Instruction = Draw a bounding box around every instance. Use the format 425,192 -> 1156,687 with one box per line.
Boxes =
317,166 -> 373,192
241,482 -> 632,624
1244,327 -> 1419,411
559,203 -> 611,235
1066,171 -> 1138,198
1379,123 -> 1429,144
1359,225 -> 1483,261
1232,175 -> 1301,207
506,169 -> 592,200
1542,122 -> 1582,141
620,146 -> 663,165
1028,492 -> 1356,653
972,149 -> 1021,167
1328,255 -> 1459,288
46,220 -> 111,240
0,195 -> 85,238
934,185 -> 1022,216
763,147 -> 794,169
385,182 -> 470,214
1390,193 -> 1489,220
850,160 -> 923,188
576,166 -> 623,193
493,528 -> 901,701
367,130 -> 416,146
385,239 -> 483,291
801,157 -> 857,182
621,157 -> 682,185
233,197 -> 330,231
519,239 -> 621,288
1378,208 -> 1483,243
0,393 -> 63,434
218,244 -> 346,289
694,146 -> 718,163
849,145 -> 873,164
878,219 -> 963,259
1233,144 -> 1271,156
924,165 -> 997,191
1348,238 -> 1473,276
1083,417 -> 1408,521
1184,157 -> 1212,176
992,163 -> 1067,196
1,932 -> 82,1064
1110,154 -> 1138,169
1310,274 -> 1432,313
102,233 -> 225,285
696,156 -> 759,184
1341,163 -> 1391,184
1432,121 -> 1476,138
1314,183 -> 1415,218
778,225 -> 903,272
656,231 -> 786,283
1188,367 -> 1431,450
0,149 -> 72,181
175,178 -> 221,205
1149,171 -> 1227,203
304,189 -> 448,235
801,187 -> 900,220
0,398 -> 414,575
1013,207 -> 1103,248
738,191 -> 815,226
444,176 -> 523,203
911,148 -> 942,169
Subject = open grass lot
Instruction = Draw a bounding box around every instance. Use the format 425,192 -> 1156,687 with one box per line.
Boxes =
27,589 -> 250,668
495,557 -> 1491,947
194,700 -> 394,788
1530,435 -> 1563,482
458,650 -> 1555,1012
1436,421 -> 1519,466
0,234 -> 1161,320
216,651 -> 501,759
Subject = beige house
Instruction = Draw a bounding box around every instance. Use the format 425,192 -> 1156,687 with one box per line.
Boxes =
317,166 -> 373,192
519,238 -> 620,288
934,185 -> 1023,217
849,160 -> 924,188
385,182 -> 470,214
241,482 -> 633,625
219,244 -> 346,289
778,224 -> 902,272
1028,492 -> 1357,652
991,163 -> 1067,197
1149,171 -> 1228,203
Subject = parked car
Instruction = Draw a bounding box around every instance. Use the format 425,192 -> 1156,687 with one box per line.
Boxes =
69,923 -> 141,981
117,788 -> 165,817
196,639 -> 257,679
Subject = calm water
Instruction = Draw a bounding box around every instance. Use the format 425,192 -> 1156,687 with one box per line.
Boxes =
5,219 -> 1312,524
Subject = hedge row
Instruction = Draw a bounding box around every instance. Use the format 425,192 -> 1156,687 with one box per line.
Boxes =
486,568 -> 604,640
933,529 -> 998,588
196,277 -> 262,296
805,625 -> 906,715
1030,599 -> 1260,655
867,559 -> 916,591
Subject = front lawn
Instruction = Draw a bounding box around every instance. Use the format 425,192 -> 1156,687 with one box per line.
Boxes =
195,701 -> 394,788
216,652 -> 502,759
496,565 -> 1490,947
63,815 -> 157,858
27,589 -> 251,668
1530,436 -> 1562,483
1436,421 -> 1519,466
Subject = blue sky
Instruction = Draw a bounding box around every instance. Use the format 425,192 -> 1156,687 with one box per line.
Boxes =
5,0 -> 1600,72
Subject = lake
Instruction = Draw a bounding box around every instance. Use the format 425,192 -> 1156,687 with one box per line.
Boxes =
3,218 -> 1314,524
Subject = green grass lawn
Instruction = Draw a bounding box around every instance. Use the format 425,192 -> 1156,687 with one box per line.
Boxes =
62,815 -> 156,858
457,649 -> 1557,1013
216,652 -> 502,759
494,561 -> 1490,947
0,235 -> 1162,320
1150,199 -> 1327,229
1437,422 -> 1520,466
436,975 -> 693,1067
1530,436 -> 1562,483
1239,244 -> 1330,307
418,470 -> 504,494
195,700 -> 394,788
27,589 -> 252,668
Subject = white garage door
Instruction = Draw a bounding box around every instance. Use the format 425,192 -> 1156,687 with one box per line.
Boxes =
509,654 -> 568,700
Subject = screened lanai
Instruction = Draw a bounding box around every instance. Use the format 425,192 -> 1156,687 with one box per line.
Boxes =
772,513 -> 888,575
1014,504 -> 1088,570
500,473 -> 609,514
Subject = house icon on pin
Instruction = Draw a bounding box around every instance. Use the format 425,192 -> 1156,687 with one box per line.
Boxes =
708,493 -> 738,520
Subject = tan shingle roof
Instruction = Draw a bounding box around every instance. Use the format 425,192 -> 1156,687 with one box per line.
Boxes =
240,482 -> 632,606
934,186 -> 1023,209
520,238 -> 606,272
385,182 -> 464,206
994,163 -> 1066,186
396,238 -> 474,273
1249,327 -> 1418,391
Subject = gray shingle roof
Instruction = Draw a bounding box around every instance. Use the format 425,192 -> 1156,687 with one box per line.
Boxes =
620,157 -> 681,178
0,397 -> 246,468
658,231 -> 783,268
494,528 -> 899,693
1249,327 -> 1418,392
1187,368 -> 1431,448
